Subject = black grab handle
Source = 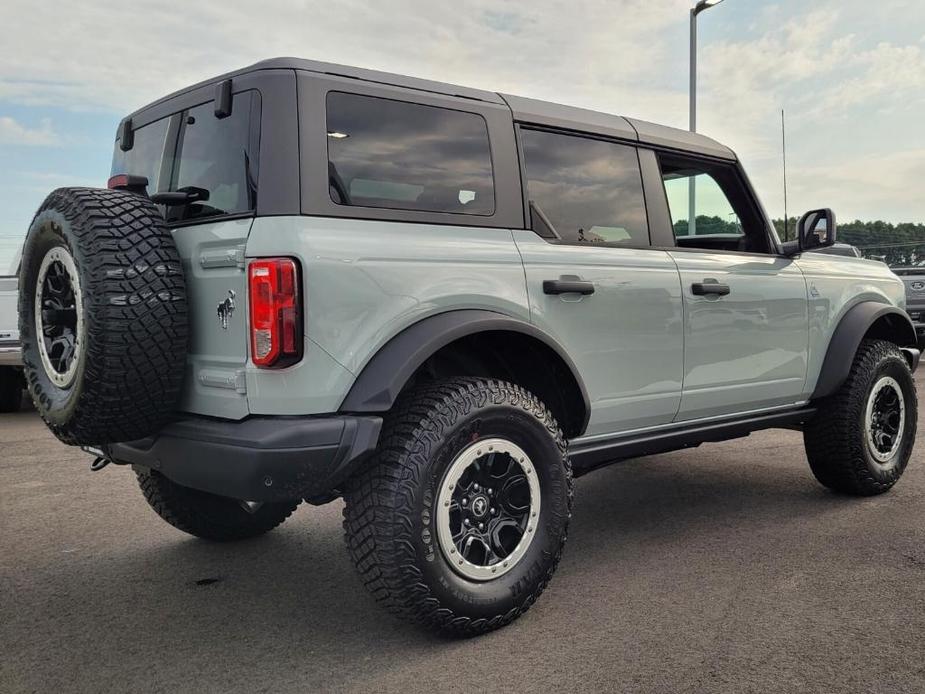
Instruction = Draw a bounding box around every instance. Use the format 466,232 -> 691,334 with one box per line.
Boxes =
543,279 -> 595,295
692,281 -> 730,296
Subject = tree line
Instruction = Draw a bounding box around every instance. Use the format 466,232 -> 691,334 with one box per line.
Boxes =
675,217 -> 925,267
775,218 -> 925,266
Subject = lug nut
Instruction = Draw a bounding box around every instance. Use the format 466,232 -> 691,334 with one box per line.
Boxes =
473,483 -> 480,491
478,523 -> 484,530
464,519 -> 470,526
462,498 -> 468,506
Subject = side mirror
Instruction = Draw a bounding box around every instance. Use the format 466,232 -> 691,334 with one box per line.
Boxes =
798,208 -> 836,252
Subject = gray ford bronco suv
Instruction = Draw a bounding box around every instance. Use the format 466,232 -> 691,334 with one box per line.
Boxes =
18,58 -> 920,636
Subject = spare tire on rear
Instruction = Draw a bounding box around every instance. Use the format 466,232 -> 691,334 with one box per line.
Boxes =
19,187 -> 188,445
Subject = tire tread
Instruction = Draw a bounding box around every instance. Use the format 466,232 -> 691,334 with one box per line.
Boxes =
343,376 -> 572,636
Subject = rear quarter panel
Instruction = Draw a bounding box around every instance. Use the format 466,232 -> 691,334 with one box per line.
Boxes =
245,216 -> 530,415
795,253 -> 905,397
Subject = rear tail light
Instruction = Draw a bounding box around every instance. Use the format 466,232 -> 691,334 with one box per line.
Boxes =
248,258 -> 303,368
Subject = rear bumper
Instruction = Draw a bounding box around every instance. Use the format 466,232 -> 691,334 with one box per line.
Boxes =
107,414 -> 382,503
0,342 -> 22,366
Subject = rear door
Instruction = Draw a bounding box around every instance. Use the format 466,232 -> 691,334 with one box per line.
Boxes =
513,127 -> 684,436
111,88 -> 264,420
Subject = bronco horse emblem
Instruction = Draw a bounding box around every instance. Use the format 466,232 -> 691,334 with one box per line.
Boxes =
217,290 -> 236,330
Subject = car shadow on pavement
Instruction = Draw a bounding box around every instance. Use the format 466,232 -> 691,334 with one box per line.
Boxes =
7,436 -> 897,691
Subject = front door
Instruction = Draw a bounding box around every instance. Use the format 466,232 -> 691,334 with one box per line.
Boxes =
654,153 -> 808,420
514,127 -> 684,437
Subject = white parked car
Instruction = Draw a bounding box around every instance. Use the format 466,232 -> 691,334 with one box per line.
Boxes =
0,241 -> 24,411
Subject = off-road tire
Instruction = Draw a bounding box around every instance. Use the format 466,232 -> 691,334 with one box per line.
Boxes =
804,339 -> 917,495
343,377 -> 572,636
136,468 -> 300,541
0,367 -> 24,413
19,187 -> 187,445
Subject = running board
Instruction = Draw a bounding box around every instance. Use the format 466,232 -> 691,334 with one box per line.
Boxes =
569,406 -> 817,476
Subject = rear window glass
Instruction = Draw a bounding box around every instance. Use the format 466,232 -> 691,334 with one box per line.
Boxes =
110,117 -> 171,193
166,91 -> 261,222
326,92 -> 495,216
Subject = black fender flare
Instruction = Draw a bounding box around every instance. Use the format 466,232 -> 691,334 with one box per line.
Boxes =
812,301 -> 918,399
338,309 -> 591,434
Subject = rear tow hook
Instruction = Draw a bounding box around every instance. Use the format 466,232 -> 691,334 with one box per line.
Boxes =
81,446 -> 112,472
89,457 -> 111,472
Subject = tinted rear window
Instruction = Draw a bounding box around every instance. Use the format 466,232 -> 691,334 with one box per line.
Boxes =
111,91 -> 260,223
166,91 -> 260,222
521,128 -> 649,246
326,92 -> 495,216
110,117 -> 170,192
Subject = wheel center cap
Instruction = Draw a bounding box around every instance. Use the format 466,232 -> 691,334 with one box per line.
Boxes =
471,494 -> 489,518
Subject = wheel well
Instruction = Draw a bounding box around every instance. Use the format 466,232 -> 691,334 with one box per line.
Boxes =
864,312 -> 917,348
812,303 -> 918,399
402,331 -> 588,438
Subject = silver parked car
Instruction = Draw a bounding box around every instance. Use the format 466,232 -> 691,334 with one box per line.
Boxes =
892,267 -> 925,344
17,58 -> 920,635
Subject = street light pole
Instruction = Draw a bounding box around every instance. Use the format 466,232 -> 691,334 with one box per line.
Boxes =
688,0 -> 724,236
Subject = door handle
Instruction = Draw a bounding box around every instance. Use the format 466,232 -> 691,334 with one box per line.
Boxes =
543,278 -> 595,295
692,280 -> 730,296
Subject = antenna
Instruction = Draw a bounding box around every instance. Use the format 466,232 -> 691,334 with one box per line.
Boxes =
781,108 -> 789,241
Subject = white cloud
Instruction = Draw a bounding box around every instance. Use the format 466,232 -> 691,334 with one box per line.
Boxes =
809,42 -> 925,116
0,0 -> 923,222
788,149 -> 925,222
0,0 -> 690,115
0,116 -> 59,146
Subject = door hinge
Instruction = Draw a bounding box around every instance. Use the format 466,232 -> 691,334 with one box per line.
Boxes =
199,246 -> 246,270
198,368 -> 247,394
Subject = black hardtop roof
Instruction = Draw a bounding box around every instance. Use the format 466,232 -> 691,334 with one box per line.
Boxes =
127,57 -> 735,161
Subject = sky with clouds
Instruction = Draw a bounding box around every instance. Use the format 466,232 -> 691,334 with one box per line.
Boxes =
1,0 -> 923,264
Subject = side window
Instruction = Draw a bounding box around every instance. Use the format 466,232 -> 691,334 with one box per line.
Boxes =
110,117 -> 171,192
166,91 -> 261,223
520,128 -> 649,246
659,155 -> 770,253
326,92 -> 495,216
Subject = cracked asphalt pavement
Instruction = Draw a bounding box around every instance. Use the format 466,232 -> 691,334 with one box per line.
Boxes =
3,373 -> 925,693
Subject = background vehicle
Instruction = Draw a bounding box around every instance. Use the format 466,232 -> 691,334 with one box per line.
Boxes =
811,242 -> 862,258
16,58 -> 919,636
892,267 -> 925,345
0,246 -> 24,411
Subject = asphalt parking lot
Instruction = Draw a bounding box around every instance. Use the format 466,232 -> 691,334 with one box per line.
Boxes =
3,376 -> 925,694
